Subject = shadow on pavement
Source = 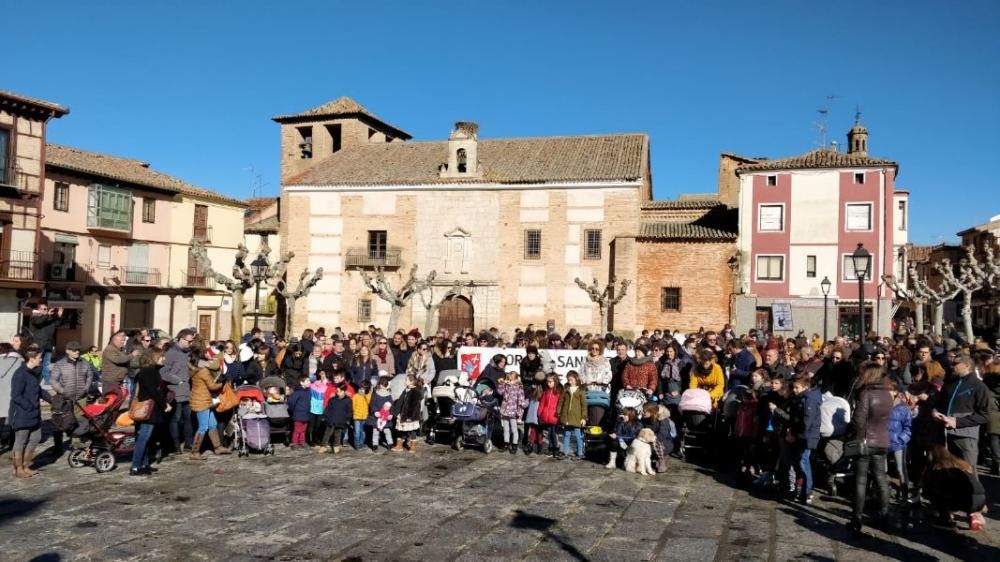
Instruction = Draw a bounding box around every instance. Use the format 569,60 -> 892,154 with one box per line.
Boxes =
0,497 -> 48,528
510,509 -> 588,562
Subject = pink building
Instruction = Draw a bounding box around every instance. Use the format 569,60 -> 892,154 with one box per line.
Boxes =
734,121 -> 909,338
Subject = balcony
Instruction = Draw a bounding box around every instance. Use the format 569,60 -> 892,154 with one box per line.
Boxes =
345,247 -> 402,269
87,184 -> 132,235
184,270 -> 217,289
245,300 -> 278,315
121,266 -> 162,286
193,225 -> 212,243
0,251 -> 38,281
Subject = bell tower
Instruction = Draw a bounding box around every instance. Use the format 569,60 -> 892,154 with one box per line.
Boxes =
440,121 -> 482,179
847,111 -> 869,156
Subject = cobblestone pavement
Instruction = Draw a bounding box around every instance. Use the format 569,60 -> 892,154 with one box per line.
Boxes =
1,441 -> 998,561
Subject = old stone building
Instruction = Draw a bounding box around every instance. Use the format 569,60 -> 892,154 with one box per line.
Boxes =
275,97 -> 736,336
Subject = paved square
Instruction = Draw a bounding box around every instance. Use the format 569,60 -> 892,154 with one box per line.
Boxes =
1,443 -> 998,561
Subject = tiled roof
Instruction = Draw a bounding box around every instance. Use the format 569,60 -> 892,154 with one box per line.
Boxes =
907,245 -> 934,264
46,144 -> 245,207
246,197 -> 277,211
0,90 -> 69,117
288,133 -> 648,186
638,221 -> 737,241
736,148 -> 897,172
245,215 -> 279,234
271,96 -> 412,139
641,198 -> 720,210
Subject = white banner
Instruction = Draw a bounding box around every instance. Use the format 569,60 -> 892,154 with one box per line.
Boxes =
457,346 -> 618,383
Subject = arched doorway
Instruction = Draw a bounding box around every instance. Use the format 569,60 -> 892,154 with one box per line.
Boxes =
438,295 -> 474,336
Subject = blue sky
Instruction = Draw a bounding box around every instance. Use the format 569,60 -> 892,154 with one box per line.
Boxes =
5,1 -> 998,244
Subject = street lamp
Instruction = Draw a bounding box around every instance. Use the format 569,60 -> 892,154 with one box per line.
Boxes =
820,276 -> 831,343
250,254 -> 270,331
850,243 -> 872,341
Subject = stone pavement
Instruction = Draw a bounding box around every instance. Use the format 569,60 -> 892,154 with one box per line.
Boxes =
1,442 -> 998,562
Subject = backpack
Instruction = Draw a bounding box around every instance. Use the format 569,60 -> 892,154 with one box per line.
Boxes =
734,398 -> 759,440
50,394 -> 78,433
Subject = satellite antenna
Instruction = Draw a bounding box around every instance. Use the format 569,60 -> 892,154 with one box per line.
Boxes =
814,95 -> 841,148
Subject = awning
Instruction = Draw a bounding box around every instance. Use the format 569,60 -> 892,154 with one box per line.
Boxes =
46,300 -> 85,309
54,233 -> 79,245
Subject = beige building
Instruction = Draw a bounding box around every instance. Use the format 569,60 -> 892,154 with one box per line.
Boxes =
40,144 -> 246,347
0,90 -> 68,340
243,196 -> 281,333
276,97 -> 737,336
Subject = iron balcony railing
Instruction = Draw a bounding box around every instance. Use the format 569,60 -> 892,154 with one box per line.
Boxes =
193,225 -> 213,243
345,247 -> 402,269
184,270 -> 217,289
0,250 -> 37,281
121,266 -> 162,286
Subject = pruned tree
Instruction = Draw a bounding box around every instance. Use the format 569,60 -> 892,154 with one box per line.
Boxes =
418,281 -> 475,336
573,276 -> 631,335
275,267 -> 324,339
936,248 -> 985,343
883,273 -> 925,334
359,265 -> 437,334
907,261 -> 955,337
964,243 -> 1000,334
191,237 -> 292,339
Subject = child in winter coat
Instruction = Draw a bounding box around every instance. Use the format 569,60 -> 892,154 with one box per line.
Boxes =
320,385 -> 352,454
498,370 -> 528,455
538,374 -> 563,456
366,376 -> 394,451
641,403 -> 675,473
286,375 -> 312,448
393,375 -> 423,452
352,381 -> 373,450
556,371 -> 588,460
888,384 -> 914,500
605,407 -> 641,469
308,372 -> 334,446
786,375 -> 822,504
523,372 -> 546,455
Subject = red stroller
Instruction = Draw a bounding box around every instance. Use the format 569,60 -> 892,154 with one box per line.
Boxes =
67,387 -> 135,473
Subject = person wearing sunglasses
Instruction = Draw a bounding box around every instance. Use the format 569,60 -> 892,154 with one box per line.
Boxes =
372,338 -> 395,376
432,339 -> 457,374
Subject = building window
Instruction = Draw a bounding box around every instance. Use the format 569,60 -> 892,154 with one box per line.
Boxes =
0,127 -> 9,185
854,172 -> 865,184
766,175 -> 777,186
367,230 -> 387,259
54,182 -> 70,212
897,200 -> 907,230
297,126 -> 313,159
843,254 -> 873,281
87,184 -> 132,231
756,255 -> 784,281
97,244 -> 112,268
758,204 -> 784,232
846,203 -> 872,231
584,229 -> 602,260
358,299 -> 372,323
661,287 -> 681,312
806,255 -> 817,278
142,198 -> 156,223
524,229 -> 541,260
326,124 -> 342,153
456,148 -> 468,174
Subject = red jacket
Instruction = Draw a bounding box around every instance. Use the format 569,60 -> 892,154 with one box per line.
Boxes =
538,388 -> 561,426
622,359 -> 658,394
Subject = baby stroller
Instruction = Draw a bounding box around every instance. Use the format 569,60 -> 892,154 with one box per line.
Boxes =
452,378 -> 500,453
427,371 -> 465,445
585,387 -> 637,457
67,387 -> 135,473
678,388 -> 714,461
230,386 -> 274,456
261,376 -> 291,447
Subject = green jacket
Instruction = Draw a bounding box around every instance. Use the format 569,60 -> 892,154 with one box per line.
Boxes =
556,386 -> 587,427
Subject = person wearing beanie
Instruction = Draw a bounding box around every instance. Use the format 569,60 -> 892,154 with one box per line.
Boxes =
622,345 -> 658,396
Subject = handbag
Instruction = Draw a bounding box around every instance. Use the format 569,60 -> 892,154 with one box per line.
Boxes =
128,396 -> 154,422
843,438 -> 869,458
215,383 -> 240,413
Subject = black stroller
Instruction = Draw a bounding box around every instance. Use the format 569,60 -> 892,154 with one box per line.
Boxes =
452,377 -> 500,453
426,370 -> 465,445
678,388 -> 716,461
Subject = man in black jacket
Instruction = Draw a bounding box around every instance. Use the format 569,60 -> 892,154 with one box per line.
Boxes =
933,354 -> 991,472
29,303 -> 62,385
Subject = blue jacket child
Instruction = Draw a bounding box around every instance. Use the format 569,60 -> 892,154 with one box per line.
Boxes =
324,394 -> 353,429
286,385 -> 312,423
887,402 -> 912,453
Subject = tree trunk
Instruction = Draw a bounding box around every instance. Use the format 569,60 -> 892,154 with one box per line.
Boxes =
914,303 -> 924,335
285,296 -> 297,340
961,295 -> 974,343
231,290 -> 245,341
598,305 -> 608,335
932,304 -> 943,336
424,305 -> 440,337
387,305 -> 401,335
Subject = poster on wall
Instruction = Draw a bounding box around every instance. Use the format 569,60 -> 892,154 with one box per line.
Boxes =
771,302 -> 794,331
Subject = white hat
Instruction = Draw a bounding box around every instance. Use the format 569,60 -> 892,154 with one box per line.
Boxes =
378,370 -> 389,377
238,346 -> 254,363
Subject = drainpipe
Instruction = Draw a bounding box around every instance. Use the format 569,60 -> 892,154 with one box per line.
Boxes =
97,292 -> 107,345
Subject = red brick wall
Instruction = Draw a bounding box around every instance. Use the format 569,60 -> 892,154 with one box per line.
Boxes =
636,240 -> 735,332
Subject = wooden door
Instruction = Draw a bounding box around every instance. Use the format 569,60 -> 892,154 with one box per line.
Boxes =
438,295 -> 474,336
198,312 -> 214,340
755,308 -> 772,333
122,299 -> 150,331
193,205 -> 209,239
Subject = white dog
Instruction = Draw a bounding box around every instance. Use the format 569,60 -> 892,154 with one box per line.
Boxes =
624,428 -> 657,476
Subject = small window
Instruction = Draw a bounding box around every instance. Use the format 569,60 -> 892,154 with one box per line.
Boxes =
806,255 -> 817,278
54,182 -> 69,212
456,148 -> 468,174
142,198 -> 156,223
846,203 -> 872,231
897,200 -> 907,230
97,244 -> 112,268
766,175 -> 777,186
756,255 -> 784,281
358,299 -> 372,323
661,287 -> 681,312
758,205 -> 784,232
524,229 -> 541,260
584,229 -> 602,260
854,172 -> 865,184
367,230 -> 387,259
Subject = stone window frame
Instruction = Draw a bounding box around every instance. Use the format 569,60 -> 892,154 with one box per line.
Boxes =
584,229 -> 602,260
758,204 -> 784,233
661,287 -> 681,312
53,182 -> 70,212
844,202 -> 873,232
524,229 -> 542,260
358,299 -> 372,323
368,230 -> 388,259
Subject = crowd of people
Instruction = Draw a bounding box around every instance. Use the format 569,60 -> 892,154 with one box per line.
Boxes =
1,319 -> 998,538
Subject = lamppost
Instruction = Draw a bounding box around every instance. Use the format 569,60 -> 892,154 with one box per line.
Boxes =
820,276 -> 831,343
250,254 -> 270,331
850,243 -> 872,341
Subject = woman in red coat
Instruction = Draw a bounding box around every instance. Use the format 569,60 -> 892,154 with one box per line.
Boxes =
538,374 -> 563,456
